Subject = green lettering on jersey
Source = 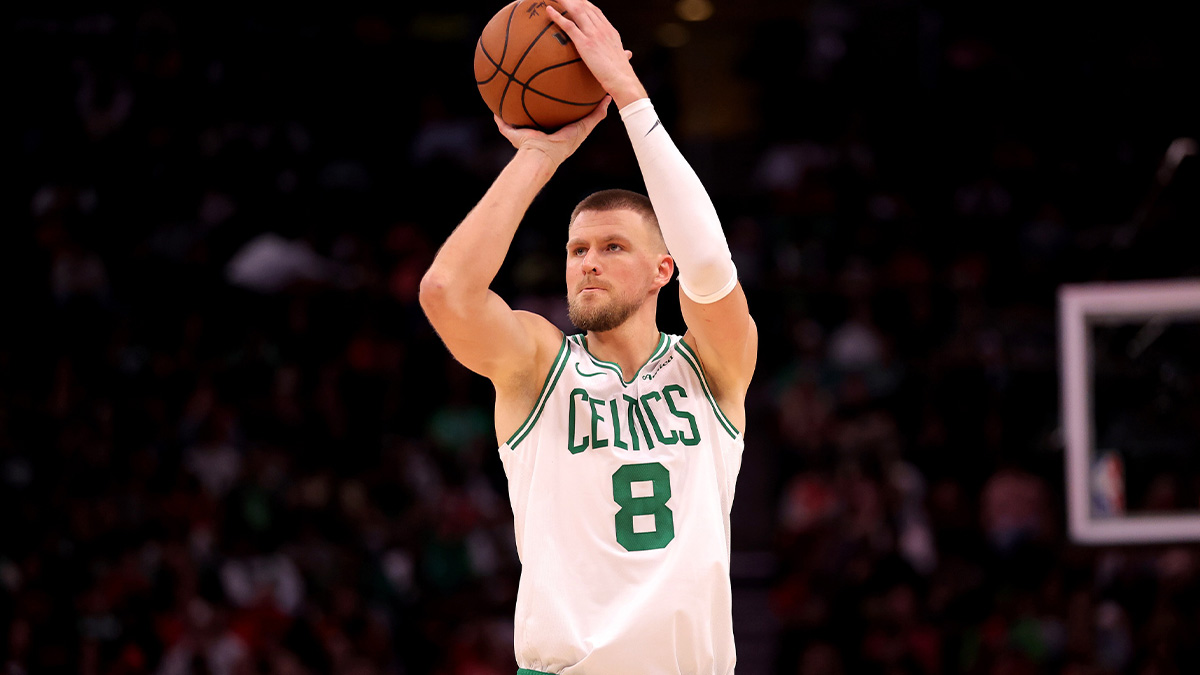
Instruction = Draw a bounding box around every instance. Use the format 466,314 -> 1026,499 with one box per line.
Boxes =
639,391 -> 678,445
589,397 -> 609,449
568,386 -> 701,455
624,394 -> 652,451
608,399 -> 629,450
568,388 -> 589,454
663,384 -> 701,446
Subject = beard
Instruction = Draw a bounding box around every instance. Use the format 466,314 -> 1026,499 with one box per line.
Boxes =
567,289 -> 643,332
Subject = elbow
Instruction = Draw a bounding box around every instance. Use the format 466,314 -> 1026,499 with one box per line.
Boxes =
419,269 -> 451,313
419,268 -> 476,320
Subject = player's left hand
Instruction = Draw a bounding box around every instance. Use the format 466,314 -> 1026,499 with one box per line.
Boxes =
494,95 -> 612,166
547,0 -> 647,108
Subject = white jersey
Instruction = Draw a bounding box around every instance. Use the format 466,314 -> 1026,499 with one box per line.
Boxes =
499,332 -> 744,675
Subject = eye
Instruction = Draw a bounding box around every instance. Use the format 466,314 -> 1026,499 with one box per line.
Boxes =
607,243 -> 622,251
572,247 -> 587,256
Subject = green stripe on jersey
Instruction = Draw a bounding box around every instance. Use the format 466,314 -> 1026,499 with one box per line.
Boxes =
649,332 -> 671,362
580,332 -> 667,386
674,340 -> 739,438
507,336 -> 570,449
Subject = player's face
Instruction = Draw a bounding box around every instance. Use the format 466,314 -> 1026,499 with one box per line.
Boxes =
565,209 -> 665,332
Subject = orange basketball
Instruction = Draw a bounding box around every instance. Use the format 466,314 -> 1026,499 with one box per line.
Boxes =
474,0 -> 607,131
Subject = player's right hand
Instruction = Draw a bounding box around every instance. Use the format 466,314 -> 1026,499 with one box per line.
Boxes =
547,0 -> 647,108
494,95 -> 612,165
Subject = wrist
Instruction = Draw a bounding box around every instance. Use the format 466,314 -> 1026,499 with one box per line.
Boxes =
508,145 -> 561,189
608,77 -> 648,109
514,144 -> 562,173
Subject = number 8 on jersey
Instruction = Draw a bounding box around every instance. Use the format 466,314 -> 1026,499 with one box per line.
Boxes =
612,462 -> 674,551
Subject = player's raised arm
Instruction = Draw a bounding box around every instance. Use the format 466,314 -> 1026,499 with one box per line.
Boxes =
549,0 -> 757,411
419,100 -> 611,385
621,98 -> 758,409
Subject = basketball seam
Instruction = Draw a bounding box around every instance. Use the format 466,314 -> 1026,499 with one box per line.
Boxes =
524,59 -> 606,106
482,51 -> 602,108
496,2 -> 523,117
476,3 -> 516,86
508,12 -> 559,126
476,40 -> 502,84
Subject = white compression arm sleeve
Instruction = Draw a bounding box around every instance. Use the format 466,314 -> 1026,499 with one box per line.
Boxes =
620,98 -> 738,304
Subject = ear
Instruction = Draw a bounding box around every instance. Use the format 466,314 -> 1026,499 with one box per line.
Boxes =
653,255 -> 675,289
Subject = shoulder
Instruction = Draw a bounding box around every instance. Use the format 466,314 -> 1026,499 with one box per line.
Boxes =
513,310 -> 562,341
491,312 -> 570,446
679,328 -> 754,430
680,327 -> 756,388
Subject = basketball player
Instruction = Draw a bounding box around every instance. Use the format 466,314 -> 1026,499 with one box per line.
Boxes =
419,1 -> 756,672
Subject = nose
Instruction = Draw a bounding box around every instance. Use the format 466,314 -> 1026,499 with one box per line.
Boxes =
579,248 -> 601,275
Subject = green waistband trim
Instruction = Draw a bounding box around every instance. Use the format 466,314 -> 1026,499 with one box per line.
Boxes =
517,669 -> 555,675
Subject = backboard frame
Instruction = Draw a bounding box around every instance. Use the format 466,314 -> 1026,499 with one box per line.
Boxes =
1059,278 -> 1200,544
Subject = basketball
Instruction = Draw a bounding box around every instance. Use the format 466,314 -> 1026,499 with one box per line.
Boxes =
474,0 -> 607,131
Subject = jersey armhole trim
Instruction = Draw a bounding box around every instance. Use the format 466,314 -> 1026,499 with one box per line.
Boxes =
674,340 -> 740,438
506,334 -> 570,449
517,669 -> 556,675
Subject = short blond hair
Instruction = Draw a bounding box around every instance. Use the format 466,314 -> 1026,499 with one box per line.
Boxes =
569,189 -> 667,253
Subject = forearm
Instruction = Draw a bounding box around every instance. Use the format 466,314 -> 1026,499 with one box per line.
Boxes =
422,148 -> 557,301
620,99 -> 737,303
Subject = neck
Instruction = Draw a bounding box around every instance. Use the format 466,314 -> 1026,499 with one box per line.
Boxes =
584,311 -> 662,383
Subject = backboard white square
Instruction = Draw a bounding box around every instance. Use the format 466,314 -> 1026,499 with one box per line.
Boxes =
1059,278 -> 1200,544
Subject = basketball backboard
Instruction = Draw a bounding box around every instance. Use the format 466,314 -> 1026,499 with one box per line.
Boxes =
1059,279 -> 1200,544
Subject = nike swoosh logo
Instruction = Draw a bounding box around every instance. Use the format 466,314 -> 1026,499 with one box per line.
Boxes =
575,363 -> 604,378
645,119 -> 661,137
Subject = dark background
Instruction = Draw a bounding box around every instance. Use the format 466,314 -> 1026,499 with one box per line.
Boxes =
4,1 -> 1199,674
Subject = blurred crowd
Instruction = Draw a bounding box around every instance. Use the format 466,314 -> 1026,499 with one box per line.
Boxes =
4,2 -> 1198,675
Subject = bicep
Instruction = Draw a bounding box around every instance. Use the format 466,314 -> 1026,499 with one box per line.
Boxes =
422,286 -> 554,382
679,282 -> 758,395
